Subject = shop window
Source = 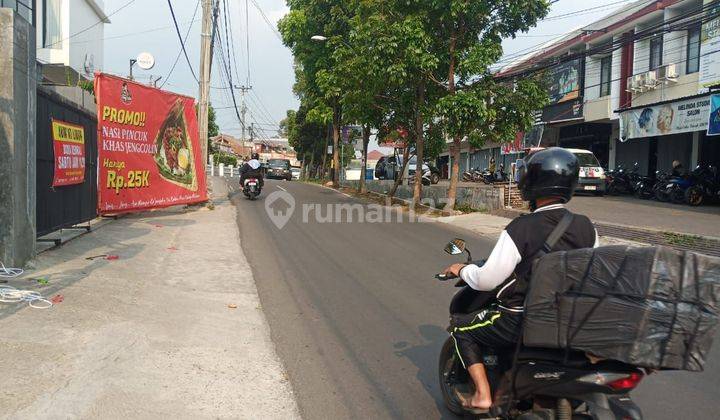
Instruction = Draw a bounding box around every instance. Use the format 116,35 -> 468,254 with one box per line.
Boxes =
687,26 -> 700,74
43,0 -> 62,49
600,56 -> 612,97
650,35 -> 663,70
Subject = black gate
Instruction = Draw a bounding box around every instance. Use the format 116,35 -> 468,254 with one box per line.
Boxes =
36,87 -> 98,237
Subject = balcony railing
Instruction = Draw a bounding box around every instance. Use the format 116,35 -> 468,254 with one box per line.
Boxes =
0,0 -> 34,25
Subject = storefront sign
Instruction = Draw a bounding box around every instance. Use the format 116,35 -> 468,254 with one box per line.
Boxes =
94,73 -> 207,214
706,94 -> 720,135
501,132 -> 524,155
542,98 -> 583,123
51,119 -> 86,187
699,0 -> 720,92
548,58 -> 581,104
619,96 -> 711,140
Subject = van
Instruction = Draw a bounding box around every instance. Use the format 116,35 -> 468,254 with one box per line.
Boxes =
567,148 -> 606,195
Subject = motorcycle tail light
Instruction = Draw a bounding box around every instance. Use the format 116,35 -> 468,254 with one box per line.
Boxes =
577,372 -> 643,391
607,372 -> 643,391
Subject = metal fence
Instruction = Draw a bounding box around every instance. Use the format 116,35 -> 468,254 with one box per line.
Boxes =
36,87 -> 98,237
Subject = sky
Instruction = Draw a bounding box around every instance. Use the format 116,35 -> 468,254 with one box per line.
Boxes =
102,0 -> 630,144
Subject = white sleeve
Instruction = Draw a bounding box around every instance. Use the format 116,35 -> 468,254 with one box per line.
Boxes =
593,228 -> 600,248
459,230 -> 522,292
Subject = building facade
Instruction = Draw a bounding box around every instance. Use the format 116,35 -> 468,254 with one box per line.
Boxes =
480,0 -> 720,177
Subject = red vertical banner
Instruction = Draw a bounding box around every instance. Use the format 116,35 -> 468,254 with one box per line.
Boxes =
51,119 -> 86,186
94,73 -> 208,214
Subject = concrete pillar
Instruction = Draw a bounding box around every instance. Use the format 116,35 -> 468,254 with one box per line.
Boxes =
219,163 -> 225,176
0,10 -> 37,267
691,131 -> 700,168
228,165 -> 234,177
609,122 -> 619,170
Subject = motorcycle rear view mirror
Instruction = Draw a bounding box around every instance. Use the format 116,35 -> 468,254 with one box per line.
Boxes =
444,239 -> 466,255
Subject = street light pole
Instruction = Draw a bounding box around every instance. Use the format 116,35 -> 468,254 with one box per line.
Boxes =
129,59 -> 137,80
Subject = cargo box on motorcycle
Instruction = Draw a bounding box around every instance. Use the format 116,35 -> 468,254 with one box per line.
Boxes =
523,245 -> 720,371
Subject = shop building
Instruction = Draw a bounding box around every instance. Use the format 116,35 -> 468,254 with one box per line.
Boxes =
488,0 -> 720,176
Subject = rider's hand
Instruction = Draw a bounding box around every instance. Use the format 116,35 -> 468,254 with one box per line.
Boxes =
443,263 -> 466,278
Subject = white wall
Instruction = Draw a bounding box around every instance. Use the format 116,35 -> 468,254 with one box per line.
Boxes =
36,0 -> 105,76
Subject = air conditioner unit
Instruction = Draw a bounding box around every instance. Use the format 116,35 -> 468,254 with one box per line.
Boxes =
632,73 -> 647,92
626,76 -> 635,93
657,63 -> 679,81
645,70 -> 659,89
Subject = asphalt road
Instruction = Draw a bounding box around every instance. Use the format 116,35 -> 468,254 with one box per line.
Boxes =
230,179 -> 720,420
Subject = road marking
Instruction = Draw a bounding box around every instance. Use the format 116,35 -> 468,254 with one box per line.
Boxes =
276,185 -> 287,192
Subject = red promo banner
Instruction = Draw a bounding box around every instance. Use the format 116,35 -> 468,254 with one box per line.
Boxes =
51,119 -> 86,186
94,73 -> 207,214
501,132 -> 524,155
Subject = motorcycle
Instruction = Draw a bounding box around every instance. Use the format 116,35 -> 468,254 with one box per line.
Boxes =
437,239 -> 645,419
606,163 -> 640,196
242,178 -> 261,200
408,167 -> 432,186
684,165 -> 720,206
633,172 -> 657,200
652,171 -> 673,202
462,169 -> 475,182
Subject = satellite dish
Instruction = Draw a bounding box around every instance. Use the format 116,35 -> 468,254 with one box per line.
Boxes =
136,52 -> 155,70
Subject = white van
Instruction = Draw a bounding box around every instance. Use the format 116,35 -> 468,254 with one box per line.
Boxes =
567,148 -> 606,195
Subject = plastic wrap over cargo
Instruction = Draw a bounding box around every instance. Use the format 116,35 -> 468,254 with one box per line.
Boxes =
523,245 -> 720,371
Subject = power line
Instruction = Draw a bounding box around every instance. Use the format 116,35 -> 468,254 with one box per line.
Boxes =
160,0 -> 201,89
249,0 -> 284,43
166,0 -> 199,81
245,0 -> 251,85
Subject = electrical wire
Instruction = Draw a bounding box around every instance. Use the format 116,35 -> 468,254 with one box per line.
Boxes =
166,0 -> 199,82
0,286 -> 52,309
160,0 -> 201,89
249,0 -> 284,43
0,262 -> 23,278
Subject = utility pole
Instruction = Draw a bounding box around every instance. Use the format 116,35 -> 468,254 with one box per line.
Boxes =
198,0 -> 213,167
234,84 -> 252,140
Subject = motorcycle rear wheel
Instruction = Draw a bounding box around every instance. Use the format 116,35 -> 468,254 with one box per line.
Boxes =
439,338 -> 471,416
670,187 -> 686,204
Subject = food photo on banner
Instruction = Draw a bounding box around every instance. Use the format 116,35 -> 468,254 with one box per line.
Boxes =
51,119 -> 86,187
94,73 -> 208,214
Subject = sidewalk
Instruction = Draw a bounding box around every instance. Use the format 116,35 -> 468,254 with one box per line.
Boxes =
0,178 -> 299,419
437,211 -> 653,249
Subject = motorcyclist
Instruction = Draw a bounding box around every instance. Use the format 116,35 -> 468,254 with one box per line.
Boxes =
239,152 -> 264,189
442,147 -> 599,412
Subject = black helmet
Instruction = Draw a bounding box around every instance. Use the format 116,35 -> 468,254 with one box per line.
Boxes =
251,152 -> 259,160
517,147 -> 579,203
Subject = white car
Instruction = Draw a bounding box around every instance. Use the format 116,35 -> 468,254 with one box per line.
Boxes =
567,148 -> 606,195
290,167 -> 301,180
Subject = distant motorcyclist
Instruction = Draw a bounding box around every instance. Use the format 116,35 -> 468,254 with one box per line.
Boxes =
239,152 -> 264,189
441,148 -> 598,412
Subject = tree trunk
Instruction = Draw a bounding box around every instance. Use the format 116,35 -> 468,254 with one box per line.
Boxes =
389,146 -> 410,198
445,139 -> 461,212
332,102 -> 341,188
412,81 -> 426,205
359,125 -> 370,194
306,152 -> 315,181
321,122 -> 330,181
444,30 -> 459,213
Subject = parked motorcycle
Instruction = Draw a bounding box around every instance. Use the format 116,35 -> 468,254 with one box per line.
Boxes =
462,169 -> 475,182
606,163 -> 641,196
242,178 -> 261,200
653,171 -> 673,202
633,173 -> 656,200
684,165 -> 720,206
437,239 -> 645,419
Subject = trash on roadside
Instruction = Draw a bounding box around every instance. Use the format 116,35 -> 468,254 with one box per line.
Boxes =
85,254 -> 108,260
227,303 -> 238,309
36,278 -> 49,285
0,286 -> 53,309
105,255 -> 119,261
50,294 -> 64,304
167,247 -> 178,252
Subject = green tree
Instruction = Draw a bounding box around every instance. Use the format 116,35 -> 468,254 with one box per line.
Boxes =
422,0 -> 551,211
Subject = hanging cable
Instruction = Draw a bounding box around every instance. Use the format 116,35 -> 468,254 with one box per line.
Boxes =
161,0 -> 201,89
166,0 -> 199,82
